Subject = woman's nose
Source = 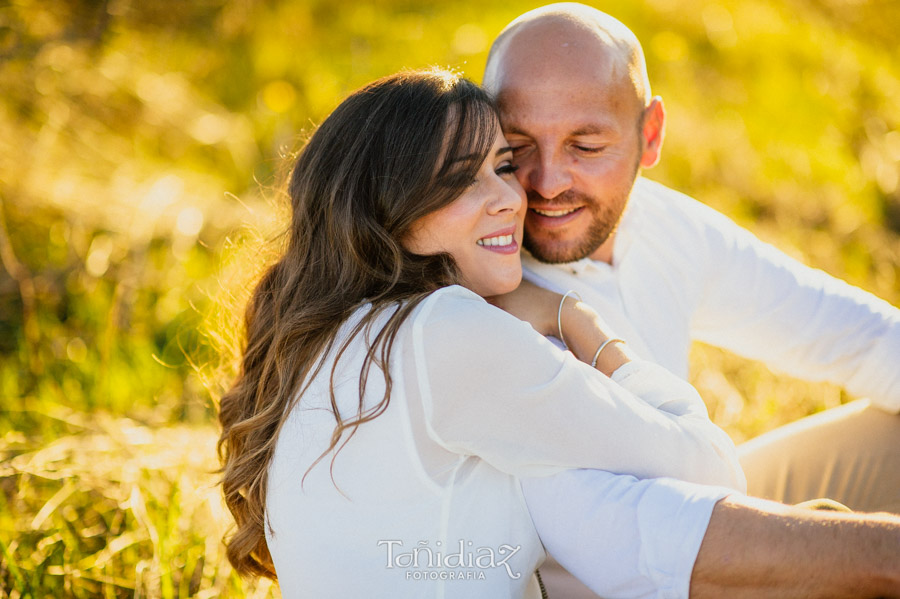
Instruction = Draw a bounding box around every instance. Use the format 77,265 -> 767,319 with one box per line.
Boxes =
487,176 -> 525,214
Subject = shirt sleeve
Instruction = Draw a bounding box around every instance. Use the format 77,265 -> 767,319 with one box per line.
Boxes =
410,286 -> 746,490
689,207 -> 900,413
520,470 -> 732,599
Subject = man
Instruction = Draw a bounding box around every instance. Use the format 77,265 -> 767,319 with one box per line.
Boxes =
483,3 -> 900,597
484,2 -> 900,511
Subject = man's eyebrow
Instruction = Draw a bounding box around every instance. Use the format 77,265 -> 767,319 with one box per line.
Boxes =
503,126 -> 530,137
570,124 -> 612,136
502,125 -> 612,137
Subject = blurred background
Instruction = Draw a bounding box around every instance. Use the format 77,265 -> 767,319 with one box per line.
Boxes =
1,0 -> 898,596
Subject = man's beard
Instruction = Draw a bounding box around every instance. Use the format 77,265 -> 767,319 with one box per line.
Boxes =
522,189 -> 627,264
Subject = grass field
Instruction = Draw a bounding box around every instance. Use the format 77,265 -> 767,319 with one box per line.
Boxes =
1,0 -> 898,596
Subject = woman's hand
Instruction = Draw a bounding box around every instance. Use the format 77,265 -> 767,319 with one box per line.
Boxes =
487,280 -> 634,376
485,279 -> 561,337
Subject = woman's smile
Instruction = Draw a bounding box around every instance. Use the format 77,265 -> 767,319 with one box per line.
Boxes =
476,226 -> 519,254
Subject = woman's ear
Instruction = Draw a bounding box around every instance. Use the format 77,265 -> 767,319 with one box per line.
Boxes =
639,97 -> 666,168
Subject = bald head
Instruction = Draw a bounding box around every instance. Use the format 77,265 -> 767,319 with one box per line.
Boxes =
480,4 -> 666,265
483,3 -> 650,110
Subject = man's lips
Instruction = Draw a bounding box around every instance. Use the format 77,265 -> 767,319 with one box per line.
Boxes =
527,206 -> 585,227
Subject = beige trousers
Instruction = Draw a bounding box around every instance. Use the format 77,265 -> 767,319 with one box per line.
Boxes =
738,399 -> 900,514
539,399 -> 900,598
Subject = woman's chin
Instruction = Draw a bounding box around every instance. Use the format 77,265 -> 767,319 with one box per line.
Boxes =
466,272 -> 523,298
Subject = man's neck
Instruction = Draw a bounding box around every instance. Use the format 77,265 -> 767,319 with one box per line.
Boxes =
588,235 -> 616,265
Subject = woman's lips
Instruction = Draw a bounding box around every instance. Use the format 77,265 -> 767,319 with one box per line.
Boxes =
476,227 -> 519,254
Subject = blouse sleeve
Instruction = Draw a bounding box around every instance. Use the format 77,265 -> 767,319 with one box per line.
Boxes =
410,286 -> 746,490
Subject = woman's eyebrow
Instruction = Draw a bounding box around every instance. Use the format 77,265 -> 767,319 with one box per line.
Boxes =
450,153 -> 481,164
449,147 -> 513,164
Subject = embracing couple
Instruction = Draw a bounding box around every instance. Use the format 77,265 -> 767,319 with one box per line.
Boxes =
218,4 -> 900,598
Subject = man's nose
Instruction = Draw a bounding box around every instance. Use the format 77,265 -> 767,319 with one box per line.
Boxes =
528,152 -> 573,199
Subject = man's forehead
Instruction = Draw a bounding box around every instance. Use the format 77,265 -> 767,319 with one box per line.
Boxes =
500,105 -> 621,140
496,71 -> 633,129
499,30 -> 618,80
492,50 -> 636,127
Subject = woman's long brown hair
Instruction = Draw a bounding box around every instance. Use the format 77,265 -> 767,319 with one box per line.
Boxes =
217,68 -> 501,578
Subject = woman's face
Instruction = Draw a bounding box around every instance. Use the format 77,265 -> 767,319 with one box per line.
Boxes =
405,130 -> 526,297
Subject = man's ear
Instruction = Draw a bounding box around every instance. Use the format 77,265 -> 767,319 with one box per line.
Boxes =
639,97 -> 666,168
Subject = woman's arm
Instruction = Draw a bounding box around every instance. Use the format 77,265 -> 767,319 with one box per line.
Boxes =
489,280 -> 730,424
411,286 -> 745,489
487,279 -> 631,376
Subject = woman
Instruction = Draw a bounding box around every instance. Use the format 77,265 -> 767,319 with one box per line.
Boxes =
217,68 -> 743,597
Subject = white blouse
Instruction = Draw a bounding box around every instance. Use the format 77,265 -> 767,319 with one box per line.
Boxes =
265,285 -> 744,598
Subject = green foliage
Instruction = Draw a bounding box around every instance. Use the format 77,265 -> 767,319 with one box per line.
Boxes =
0,0 -> 898,596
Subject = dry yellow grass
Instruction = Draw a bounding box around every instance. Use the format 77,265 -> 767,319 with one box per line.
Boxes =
0,407 -> 278,598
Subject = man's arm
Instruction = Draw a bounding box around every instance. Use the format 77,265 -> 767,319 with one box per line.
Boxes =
522,469 -> 900,599
521,469 -> 732,598
692,494 -> 900,598
685,193 -> 900,413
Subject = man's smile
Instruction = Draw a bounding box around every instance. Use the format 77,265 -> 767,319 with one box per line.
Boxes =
531,207 -> 582,217
527,206 -> 586,228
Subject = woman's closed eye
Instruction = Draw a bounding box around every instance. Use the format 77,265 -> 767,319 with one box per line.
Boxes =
495,162 -> 519,178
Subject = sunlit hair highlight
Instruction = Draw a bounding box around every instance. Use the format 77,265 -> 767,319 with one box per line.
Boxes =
217,67 -> 500,578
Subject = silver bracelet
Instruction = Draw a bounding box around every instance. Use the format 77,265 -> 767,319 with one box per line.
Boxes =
590,338 -> 626,369
557,290 -> 582,350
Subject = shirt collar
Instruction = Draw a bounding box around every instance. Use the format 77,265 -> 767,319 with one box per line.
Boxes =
521,251 -> 603,277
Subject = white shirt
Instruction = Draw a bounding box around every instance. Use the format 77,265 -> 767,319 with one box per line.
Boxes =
523,177 -> 900,413
520,176 -> 900,598
265,285 -> 744,598
522,471 -> 733,599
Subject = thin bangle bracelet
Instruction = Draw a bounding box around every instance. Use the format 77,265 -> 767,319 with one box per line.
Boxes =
591,338 -> 626,369
557,290 -> 582,350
